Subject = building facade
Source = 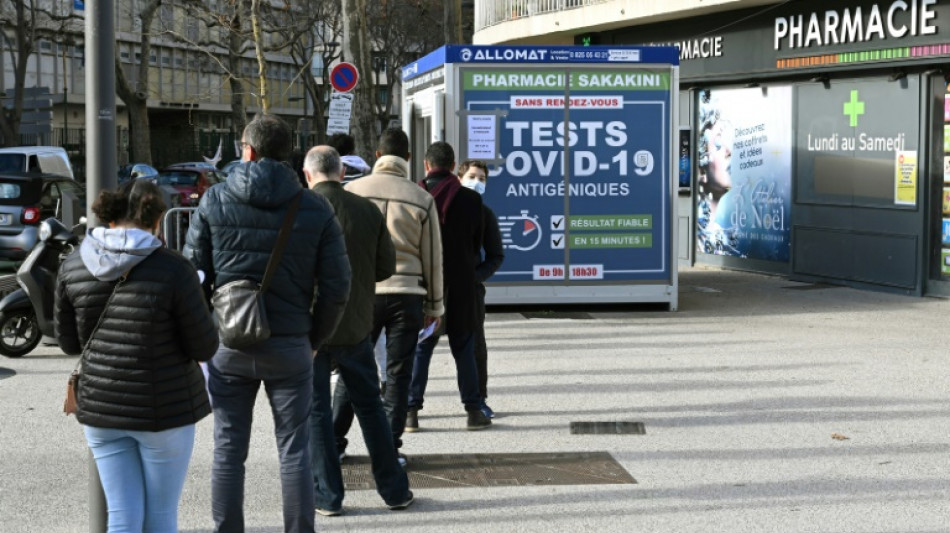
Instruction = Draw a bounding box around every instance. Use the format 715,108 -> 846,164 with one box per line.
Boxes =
475,0 -> 950,297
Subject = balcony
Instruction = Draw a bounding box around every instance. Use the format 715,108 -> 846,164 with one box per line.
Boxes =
473,0 -> 780,46
475,0 -> 609,32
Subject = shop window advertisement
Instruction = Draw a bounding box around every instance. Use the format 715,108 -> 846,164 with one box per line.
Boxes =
695,86 -> 792,261
942,90 -> 950,275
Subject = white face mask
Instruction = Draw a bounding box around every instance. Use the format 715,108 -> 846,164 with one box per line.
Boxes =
461,179 -> 486,195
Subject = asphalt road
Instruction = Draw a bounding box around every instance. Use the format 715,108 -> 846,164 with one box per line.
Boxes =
1,267 -> 948,532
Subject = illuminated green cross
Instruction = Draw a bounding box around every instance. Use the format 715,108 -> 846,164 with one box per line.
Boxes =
843,90 -> 865,127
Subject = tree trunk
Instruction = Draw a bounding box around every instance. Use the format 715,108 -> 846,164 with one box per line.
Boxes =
342,0 -> 376,162
443,0 -> 461,44
228,28 -> 248,139
250,0 -> 268,113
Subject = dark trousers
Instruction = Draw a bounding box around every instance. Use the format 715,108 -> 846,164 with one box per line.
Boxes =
209,336 -> 315,533
320,337 -> 410,506
475,283 -> 488,399
408,329 -> 481,411
309,349 -> 344,512
364,294 -> 424,451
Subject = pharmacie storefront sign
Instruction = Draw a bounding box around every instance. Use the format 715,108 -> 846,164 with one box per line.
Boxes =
460,67 -> 672,283
613,0 -> 950,79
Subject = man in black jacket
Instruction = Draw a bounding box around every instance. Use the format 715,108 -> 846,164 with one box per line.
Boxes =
303,145 -> 414,515
457,160 -> 505,418
407,142 -> 491,431
184,114 -> 351,533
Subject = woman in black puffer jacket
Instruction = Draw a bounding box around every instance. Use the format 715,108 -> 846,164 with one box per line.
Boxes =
55,179 -> 218,533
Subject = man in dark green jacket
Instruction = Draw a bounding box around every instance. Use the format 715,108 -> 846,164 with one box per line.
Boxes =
304,145 -> 413,515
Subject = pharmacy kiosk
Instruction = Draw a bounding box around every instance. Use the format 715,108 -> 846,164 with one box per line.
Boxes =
401,45 -> 680,309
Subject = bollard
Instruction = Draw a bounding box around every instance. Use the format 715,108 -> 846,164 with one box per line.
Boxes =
88,450 -> 107,533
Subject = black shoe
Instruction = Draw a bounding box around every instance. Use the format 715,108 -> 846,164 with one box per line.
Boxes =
405,409 -> 419,433
388,491 -> 414,511
466,409 -> 492,430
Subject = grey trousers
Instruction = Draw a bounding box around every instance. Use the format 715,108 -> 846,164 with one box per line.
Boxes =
209,335 -> 316,533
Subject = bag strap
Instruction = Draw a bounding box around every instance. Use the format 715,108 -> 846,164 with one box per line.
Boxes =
260,190 -> 303,294
74,273 -> 128,372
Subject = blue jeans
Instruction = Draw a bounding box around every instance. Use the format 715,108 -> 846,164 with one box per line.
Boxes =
371,294 -> 424,450
318,337 -> 410,507
409,330 -> 481,411
84,424 -> 196,533
209,336 -> 315,533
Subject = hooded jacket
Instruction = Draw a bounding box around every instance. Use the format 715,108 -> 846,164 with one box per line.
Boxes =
183,158 -> 351,348
345,155 -> 444,317
55,227 -> 219,431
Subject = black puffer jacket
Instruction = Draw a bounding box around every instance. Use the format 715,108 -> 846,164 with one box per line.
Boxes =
183,158 -> 351,348
55,236 -> 219,431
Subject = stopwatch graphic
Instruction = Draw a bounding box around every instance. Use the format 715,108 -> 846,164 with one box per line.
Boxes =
498,210 -> 542,252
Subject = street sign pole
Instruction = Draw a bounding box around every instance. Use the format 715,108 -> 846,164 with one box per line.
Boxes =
85,1 -> 114,527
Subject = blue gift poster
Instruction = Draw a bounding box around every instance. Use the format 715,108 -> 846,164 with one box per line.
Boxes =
696,86 -> 792,261
461,67 -> 671,283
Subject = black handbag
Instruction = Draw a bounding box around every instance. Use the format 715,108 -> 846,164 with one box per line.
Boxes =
211,191 -> 302,349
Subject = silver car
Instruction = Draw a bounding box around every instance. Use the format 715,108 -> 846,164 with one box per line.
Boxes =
0,173 -> 83,261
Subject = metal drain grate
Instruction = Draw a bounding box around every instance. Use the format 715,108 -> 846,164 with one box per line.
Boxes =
342,451 -> 635,490
570,421 -> 645,435
0,367 -> 14,380
782,283 -> 842,290
521,311 -> 594,320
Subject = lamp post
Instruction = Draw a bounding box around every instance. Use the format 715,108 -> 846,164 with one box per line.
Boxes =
289,95 -> 310,150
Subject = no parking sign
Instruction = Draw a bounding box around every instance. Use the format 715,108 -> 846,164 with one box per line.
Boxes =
330,63 -> 359,93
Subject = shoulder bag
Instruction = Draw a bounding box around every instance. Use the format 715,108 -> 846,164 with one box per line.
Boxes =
211,191 -> 302,349
64,274 -> 128,416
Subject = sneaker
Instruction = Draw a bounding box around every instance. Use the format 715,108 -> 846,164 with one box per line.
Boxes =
397,452 -> 408,468
316,507 -> 343,517
479,401 -> 495,419
405,409 -> 419,433
388,491 -> 415,511
466,409 -> 492,430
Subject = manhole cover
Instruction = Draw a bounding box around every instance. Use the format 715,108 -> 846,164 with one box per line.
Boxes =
521,311 -> 594,320
0,367 -> 14,380
342,451 -> 635,490
570,421 -> 645,435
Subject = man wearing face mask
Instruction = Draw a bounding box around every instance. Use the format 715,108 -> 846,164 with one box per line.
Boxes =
457,160 -> 504,419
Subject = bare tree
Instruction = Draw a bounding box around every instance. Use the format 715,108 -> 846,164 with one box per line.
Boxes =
280,0 -> 341,145
0,0 -> 77,146
341,0 -> 375,160
114,0 -> 161,164
369,0 -> 443,134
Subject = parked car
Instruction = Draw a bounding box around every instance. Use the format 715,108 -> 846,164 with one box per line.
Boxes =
117,163 -> 159,183
0,147 -> 75,180
155,164 -> 227,207
164,161 -> 218,171
221,159 -> 242,175
0,172 -> 85,261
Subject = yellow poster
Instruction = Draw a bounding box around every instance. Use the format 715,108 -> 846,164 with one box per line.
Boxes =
894,150 -> 917,206
944,189 -> 950,215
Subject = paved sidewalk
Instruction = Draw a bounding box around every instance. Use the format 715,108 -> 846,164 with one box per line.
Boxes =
1,266 -> 949,532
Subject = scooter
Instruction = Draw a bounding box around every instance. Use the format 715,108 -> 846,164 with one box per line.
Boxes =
0,218 -> 80,357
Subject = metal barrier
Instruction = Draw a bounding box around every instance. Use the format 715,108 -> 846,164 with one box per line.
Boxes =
475,0 -> 610,31
162,207 -> 196,252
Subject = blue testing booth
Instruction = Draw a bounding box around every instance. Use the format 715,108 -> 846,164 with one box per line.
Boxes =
400,45 -> 680,309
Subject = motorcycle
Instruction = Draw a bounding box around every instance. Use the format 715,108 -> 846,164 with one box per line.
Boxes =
0,218 -> 80,357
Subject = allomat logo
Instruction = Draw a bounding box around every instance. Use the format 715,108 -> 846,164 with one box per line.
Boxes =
460,48 -> 473,62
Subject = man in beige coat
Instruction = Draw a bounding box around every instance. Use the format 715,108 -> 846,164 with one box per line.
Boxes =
343,128 -> 443,464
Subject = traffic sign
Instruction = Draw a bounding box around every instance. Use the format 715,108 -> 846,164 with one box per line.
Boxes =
330,62 -> 359,93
